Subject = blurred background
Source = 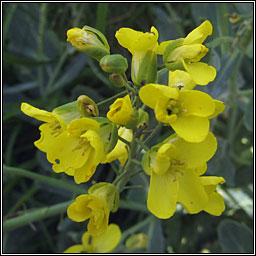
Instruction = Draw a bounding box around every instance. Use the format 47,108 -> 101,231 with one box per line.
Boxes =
2,2 -> 254,253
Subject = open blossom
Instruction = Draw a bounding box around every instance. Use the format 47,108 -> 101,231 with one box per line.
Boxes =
64,224 -> 121,253
139,83 -> 225,142
67,183 -> 119,236
159,20 -> 216,86
46,118 -> 105,184
142,132 -> 225,219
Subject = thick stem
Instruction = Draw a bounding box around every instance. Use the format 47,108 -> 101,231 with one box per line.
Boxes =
3,200 -> 73,232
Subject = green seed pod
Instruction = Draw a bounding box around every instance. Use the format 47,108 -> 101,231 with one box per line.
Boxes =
100,54 -> 128,74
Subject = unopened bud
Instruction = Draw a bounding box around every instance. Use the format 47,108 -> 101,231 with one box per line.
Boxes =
67,26 -> 110,61
109,73 -> 127,88
100,54 -> 128,74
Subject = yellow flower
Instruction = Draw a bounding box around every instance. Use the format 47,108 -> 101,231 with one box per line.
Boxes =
20,102 -> 69,152
139,83 -> 225,142
46,117 -> 105,184
142,132 -> 225,219
64,224 -> 121,253
67,183 -> 119,236
107,95 -> 137,127
103,127 -> 133,166
67,26 -> 110,61
160,20 -> 216,86
115,26 -> 158,85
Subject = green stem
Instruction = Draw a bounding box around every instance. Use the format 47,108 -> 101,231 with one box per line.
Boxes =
143,123 -> 163,146
96,90 -> 127,107
135,138 -> 149,151
118,135 -> 130,146
3,200 -> 73,232
131,159 -> 142,166
124,82 -> 137,94
3,165 -> 88,195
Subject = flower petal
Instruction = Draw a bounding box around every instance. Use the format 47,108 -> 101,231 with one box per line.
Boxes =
67,117 -> 100,137
147,172 -> 178,219
63,244 -> 84,253
183,20 -> 213,45
91,224 -> 121,253
154,143 -> 176,175
46,131 -> 88,171
177,170 -> 208,214
34,123 -> 59,153
173,132 -> 217,169
183,61 -> 216,86
168,70 -> 196,90
67,195 -> 92,222
156,40 -> 174,55
179,90 -> 215,117
115,27 -> 158,55
208,100 -> 226,119
200,176 -> 226,193
203,192 -> 225,216
171,115 -> 210,142
21,102 -> 57,124
139,83 -> 179,109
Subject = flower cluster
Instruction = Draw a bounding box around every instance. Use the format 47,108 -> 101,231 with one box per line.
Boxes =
21,21 -> 226,253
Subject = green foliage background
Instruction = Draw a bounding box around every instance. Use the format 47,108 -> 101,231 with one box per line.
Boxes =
2,2 -> 254,254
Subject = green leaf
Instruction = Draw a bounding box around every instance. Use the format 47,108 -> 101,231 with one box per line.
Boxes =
218,219 -> 253,253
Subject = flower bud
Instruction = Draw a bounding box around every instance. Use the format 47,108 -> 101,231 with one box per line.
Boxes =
91,117 -> 118,154
132,50 -> 157,86
107,95 -> 138,128
77,95 -> 99,117
109,73 -> 127,88
100,54 -> 128,74
125,233 -> 148,251
67,25 -> 110,61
